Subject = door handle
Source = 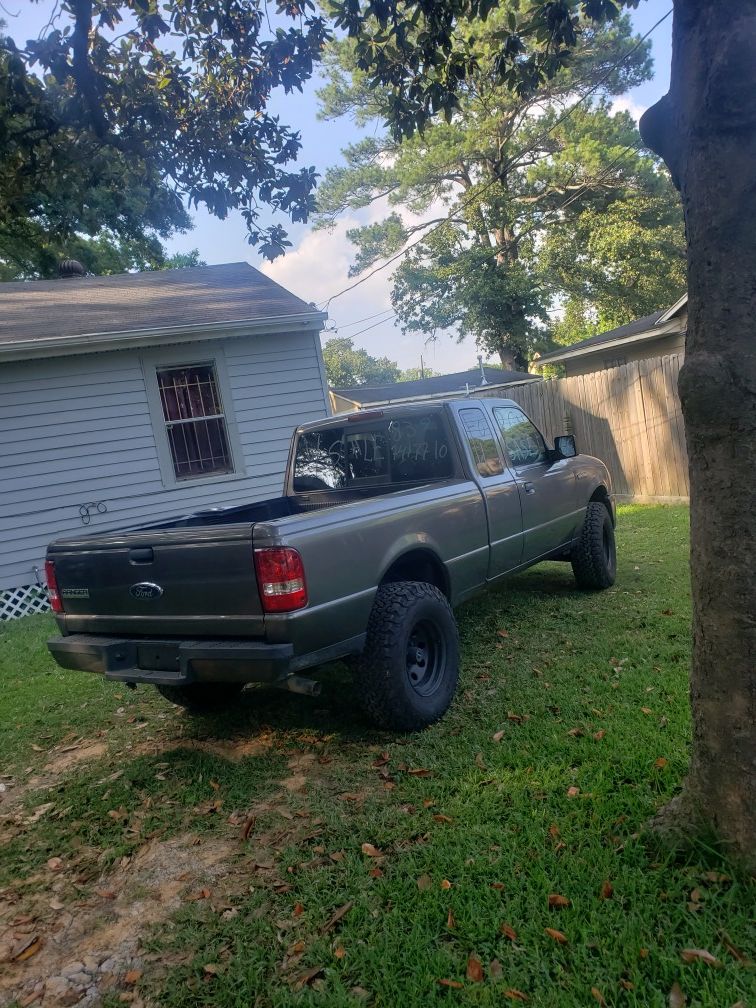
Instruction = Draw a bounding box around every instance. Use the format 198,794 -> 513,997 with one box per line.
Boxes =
519,481 -> 536,494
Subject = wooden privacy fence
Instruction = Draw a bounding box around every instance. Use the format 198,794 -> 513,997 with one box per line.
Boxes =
482,353 -> 689,501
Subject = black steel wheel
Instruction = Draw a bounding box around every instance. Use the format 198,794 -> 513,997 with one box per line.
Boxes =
571,501 -> 616,590
357,581 -> 459,731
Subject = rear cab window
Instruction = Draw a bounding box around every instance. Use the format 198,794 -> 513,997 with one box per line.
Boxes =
293,411 -> 456,491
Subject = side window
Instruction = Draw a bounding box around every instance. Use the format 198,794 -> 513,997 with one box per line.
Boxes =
156,363 -> 234,480
459,408 -> 504,478
493,406 -> 547,467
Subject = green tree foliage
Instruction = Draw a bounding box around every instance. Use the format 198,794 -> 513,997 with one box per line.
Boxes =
0,1 -> 330,277
322,336 -> 402,387
316,8 -> 684,368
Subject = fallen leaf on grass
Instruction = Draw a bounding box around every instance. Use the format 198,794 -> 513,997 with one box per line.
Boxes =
368,867 -> 383,878
566,786 -> 580,798
490,882 -> 505,891
591,987 -> 606,1006
329,851 -> 345,863
466,956 -> 484,982
548,895 -> 572,911
372,752 -> 390,767
680,948 -> 721,967
447,909 -> 456,929
433,814 -> 453,824
639,948 -> 649,959
11,936 -> 42,962
654,757 -> 669,768
720,932 -> 750,963
567,727 -> 584,737
293,902 -> 304,917
240,815 -> 256,841
440,879 -> 452,890
475,753 -> 487,770
593,730 -> 606,741
492,730 -> 506,743
124,970 -> 142,984
438,979 -> 463,989
620,980 -> 635,990
334,945 -> 346,959
500,923 -> 517,941
600,880 -> 613,900
503,990 -> 528,1002
641,707 -> 653,715
489,959 -> 502,980
293,966 -> 324,990
361,843 -> 382,857
507,712 -> 524,723
46,857 -> 63,871
321,901 -> 354,934
497,629 -> 509,638
544,928 -> 568,944
203,963 -> 224,977
669,981 -> 686,1007
548,824 -> 560,840
417,874 -> 432,891
407,768 -> 432,778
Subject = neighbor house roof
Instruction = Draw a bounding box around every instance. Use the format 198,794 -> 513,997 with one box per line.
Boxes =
0,261 -> 326,361
333,366 -> 539,407
537,294 -> 688,366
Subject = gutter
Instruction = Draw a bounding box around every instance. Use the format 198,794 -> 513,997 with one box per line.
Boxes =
0,310 -> 328,363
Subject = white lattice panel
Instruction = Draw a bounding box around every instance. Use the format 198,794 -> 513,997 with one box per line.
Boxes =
0,584 -> 51,621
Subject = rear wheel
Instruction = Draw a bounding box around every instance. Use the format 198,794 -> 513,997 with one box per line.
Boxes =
156,682 -> 244,713
571,501 -> 616,590
357,581 -> 459,731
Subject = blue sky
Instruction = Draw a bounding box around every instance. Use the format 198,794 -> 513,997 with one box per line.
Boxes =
8,1 -> 673,373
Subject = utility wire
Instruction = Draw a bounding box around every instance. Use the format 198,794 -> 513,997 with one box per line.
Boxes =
316,8 -> 672,311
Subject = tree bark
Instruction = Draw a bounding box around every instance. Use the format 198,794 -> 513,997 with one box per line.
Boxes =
639,0 -> 756,866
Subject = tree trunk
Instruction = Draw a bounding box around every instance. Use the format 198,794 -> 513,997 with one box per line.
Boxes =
498,344 -> 519,370
639,0 -> 756,866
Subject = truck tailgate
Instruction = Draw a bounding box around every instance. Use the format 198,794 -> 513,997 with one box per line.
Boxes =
48,525 -> 264,636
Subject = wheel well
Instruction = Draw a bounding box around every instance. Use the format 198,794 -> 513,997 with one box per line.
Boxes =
590,485 -> 615,526
380,549 -> 450,599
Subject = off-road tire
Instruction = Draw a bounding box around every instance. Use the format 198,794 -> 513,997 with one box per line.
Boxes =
357,581 -> 459,731
156,682 -> 244,713
571,502 -> 616,590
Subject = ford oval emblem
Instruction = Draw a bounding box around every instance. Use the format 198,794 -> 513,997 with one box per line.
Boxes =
129,582 -> 164,600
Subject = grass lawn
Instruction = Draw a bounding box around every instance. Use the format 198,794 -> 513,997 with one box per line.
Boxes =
0,504 -> 753,1008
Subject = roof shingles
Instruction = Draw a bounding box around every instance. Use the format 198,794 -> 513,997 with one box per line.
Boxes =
0,262 -> 319,348
334,366 -> 538,403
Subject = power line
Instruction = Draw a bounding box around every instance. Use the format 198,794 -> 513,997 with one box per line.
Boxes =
316,8 -> 672,311
350,312 -> 399,339
325,307 -> 397,333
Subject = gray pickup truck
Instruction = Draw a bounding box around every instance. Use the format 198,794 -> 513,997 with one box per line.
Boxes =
46,398 -> 616,730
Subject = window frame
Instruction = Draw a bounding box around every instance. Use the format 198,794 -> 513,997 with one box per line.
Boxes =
141,344 -> 246,490
458,406 -> 506,479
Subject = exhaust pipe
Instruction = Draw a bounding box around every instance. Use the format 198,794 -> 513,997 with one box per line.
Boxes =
276,675 -> 322,697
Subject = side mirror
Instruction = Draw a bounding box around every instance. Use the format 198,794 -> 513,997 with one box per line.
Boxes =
554,435 -> 577,459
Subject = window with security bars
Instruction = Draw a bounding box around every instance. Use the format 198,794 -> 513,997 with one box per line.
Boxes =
157,364 -> 234,479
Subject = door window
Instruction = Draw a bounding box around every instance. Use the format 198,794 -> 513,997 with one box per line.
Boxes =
493,406 -> 547,467
459,408 -> 504,477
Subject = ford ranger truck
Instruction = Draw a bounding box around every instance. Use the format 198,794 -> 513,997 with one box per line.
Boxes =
46,398 -> 616,730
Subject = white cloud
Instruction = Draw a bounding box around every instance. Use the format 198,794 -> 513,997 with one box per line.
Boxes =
261,203 -> 487,374
611,96 -> 647,123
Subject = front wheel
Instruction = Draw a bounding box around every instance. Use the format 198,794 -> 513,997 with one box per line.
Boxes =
571,501 -> 616,590
156,682 -> 244,714
357,581 -> 459,731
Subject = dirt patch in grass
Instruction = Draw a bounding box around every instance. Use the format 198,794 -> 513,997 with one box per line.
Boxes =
1,831 -> 252,1008
0,741 -> 353,1008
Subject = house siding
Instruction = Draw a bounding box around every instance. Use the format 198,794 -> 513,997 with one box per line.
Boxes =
0,329 -> 329,592
562,332 -> 686,378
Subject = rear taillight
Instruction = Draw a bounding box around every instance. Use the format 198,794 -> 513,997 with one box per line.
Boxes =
44,559 -> 63,613
254,547 -> 308,613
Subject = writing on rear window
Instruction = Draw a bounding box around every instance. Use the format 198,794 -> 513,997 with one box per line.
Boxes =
293,414 -> 454,491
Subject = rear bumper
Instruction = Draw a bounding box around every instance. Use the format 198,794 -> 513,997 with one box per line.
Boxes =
47,634 -> 294,686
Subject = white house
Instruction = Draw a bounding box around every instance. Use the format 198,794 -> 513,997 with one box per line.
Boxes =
0,262 -> 329,617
